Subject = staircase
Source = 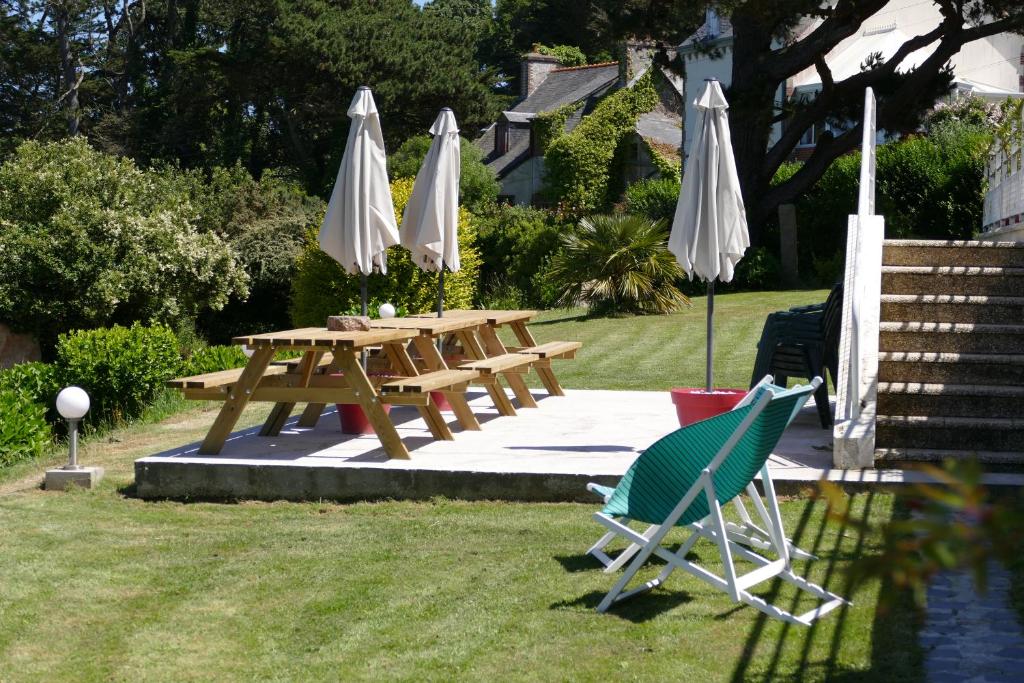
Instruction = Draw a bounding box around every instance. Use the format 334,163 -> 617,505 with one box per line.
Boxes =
875,239 -> 1024,464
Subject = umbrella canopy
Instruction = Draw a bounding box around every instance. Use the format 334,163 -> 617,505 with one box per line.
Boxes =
319,86 -> 400,276
400,108 -> 461,274
669,80 -> 749,284
668,80 -> 749,392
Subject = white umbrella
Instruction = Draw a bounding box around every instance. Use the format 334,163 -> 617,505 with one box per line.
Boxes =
319,86 -> 400,316
669,79 -> 750,392
400,108 -> 461,317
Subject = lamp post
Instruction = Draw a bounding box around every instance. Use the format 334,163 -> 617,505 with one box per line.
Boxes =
45,386 -> 104,490
56,386 -> 89,470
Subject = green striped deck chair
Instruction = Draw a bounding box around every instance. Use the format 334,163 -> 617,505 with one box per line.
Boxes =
589,377 -> 848,626
587,376 -> 815,572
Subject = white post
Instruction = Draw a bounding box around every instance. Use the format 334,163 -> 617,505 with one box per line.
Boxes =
833,88 -> 884,469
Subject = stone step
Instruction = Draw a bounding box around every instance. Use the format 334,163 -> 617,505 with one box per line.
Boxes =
875,415 -> 1024,452
878,352 -> 1024,386
880,294 -> 1024,324
879,322 -> 1024,354
883,239 -> 1024,268
875,447 -> 1024,465
881,265 -> 1024,296
877,382 -> 1024,419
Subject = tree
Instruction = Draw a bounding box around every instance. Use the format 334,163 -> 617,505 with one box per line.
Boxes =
388,134 -> 499,213
724,1 -> 1024,240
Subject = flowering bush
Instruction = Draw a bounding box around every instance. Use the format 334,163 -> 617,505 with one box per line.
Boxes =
0,139 -> 248,353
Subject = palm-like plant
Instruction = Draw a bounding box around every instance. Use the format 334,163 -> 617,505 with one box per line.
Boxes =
545,214 -> 690,315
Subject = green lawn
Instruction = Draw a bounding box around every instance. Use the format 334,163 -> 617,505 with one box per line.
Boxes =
508,290 -> 829,390
0,290 -> 925,681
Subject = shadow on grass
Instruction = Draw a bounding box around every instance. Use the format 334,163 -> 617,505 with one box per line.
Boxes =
550,590 -> 693,623
727,491 -> 924,683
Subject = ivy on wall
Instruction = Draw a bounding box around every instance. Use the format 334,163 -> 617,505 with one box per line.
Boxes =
533,102 -> 578,155
543,72 -> 660,215
643,139 -> 682,184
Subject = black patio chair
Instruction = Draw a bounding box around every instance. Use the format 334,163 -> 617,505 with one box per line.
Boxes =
749,283 -> 843,428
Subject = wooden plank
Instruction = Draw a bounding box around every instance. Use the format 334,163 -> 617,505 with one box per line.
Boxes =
517,340 -> 582,359
382,341 -> 454,441
233,328 -> 416,349
411,336 -> 481,432
198,345 -> 275,455
476,324 -> 537,408
168,364 -> 288,390
296,352 -> 345,427
380,369 -> 478,394
370,315 -> 486,335
435,309 -> 537,325
261,350 -> 324,436
510,320 -> 566,397
455,329 -> 516,417
335,352 -> 410,459
459,352 -> 540,375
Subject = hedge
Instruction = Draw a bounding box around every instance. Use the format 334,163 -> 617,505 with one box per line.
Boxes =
0,389 -> 50,467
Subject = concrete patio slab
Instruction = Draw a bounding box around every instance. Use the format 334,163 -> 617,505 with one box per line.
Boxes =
134,389 -> 1024,502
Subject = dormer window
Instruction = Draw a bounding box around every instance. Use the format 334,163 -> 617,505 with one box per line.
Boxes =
496,122 -> 509,155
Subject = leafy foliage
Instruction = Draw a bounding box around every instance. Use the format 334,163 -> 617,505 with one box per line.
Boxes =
543,73 -> 660,215
0,361 -> 60,423
623,177 -> 680,224
544,214 -> 689,315
55,324 -> 182,429
290,178 -> 481,326
474,203 -> 568,306
535,44 -> 586,67
388,135 -> 500,214
0,389 -> 51,467
0,139 -> 248,353
180,345 -> 250,378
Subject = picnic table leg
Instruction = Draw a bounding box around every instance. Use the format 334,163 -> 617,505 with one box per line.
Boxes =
456,329 -> 516,417
510,320 -> 565,397
260,350 -> 323,436
382,342 -> 454,441
199,345 -> 275,455
297,353 -> 341,427
476,324 -> 538,408
336,351 -> 410,460
410,336 -> 481,432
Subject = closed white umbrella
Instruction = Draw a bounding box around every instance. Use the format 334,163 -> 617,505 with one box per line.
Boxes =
319,86 -> 400,316
400,108 -> 461,317
669,79 -> 750,391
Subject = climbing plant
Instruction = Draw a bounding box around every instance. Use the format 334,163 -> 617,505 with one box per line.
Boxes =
533,102 -> 578,154
543,72 -> 659,215
535,44 -> 586,67
643,139 -> 682,184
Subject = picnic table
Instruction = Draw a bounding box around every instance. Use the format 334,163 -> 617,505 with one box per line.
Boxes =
167,311 -> 581,461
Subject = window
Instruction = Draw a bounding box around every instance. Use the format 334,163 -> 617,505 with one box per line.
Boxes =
496,123 -> 509,155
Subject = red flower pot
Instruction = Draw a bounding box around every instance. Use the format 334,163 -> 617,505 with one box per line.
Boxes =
670,388 -> 747,427
337,403 -> 391,434
429,391 -> 453,412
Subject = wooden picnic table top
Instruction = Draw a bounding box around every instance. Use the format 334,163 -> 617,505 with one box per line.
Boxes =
233,327 -> 417,350
368,313 -> 488,335
408,309 -> 538,325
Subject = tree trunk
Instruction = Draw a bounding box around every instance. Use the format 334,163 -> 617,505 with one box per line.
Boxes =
55,5 -> 80,136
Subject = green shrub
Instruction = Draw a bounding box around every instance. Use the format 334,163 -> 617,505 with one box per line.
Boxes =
0,389 -> 51,467
180,345 -> 249,377
0,361 -> 59,414
290,178 -> 481,327
388,135 -> 500,213
544,214 -> 689,315
730,246 -> 783,291
623,177 -> 681,223
474,204 -> 567,306
0,139 -> 248,353
535,44 -> 587,67
55,324 -> 181,428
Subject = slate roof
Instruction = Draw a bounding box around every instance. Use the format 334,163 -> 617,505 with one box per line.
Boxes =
511,62 -> 619,114
679,15 -> 734,50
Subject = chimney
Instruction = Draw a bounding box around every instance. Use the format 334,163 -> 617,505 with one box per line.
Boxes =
618,39 -> 655,87
521,52 -> 561,99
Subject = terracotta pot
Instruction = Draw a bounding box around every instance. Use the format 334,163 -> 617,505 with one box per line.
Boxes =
670,388 -> 747,427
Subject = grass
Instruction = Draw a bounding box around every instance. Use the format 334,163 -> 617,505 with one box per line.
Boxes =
0,290 -> 925,681
505,290 -> 829,390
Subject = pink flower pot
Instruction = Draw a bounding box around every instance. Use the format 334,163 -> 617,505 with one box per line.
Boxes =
429,391 -> 453,412
337,403 -> 391,434
670,388 -> 747,427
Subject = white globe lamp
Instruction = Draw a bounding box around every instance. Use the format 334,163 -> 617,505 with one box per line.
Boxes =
379,303 -> 397,319
56,387 -> 90,470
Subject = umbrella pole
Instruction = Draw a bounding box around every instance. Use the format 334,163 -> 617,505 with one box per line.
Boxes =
436,263 -> 445,353
705,280 -> 715,393
361,272 -> 369,370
